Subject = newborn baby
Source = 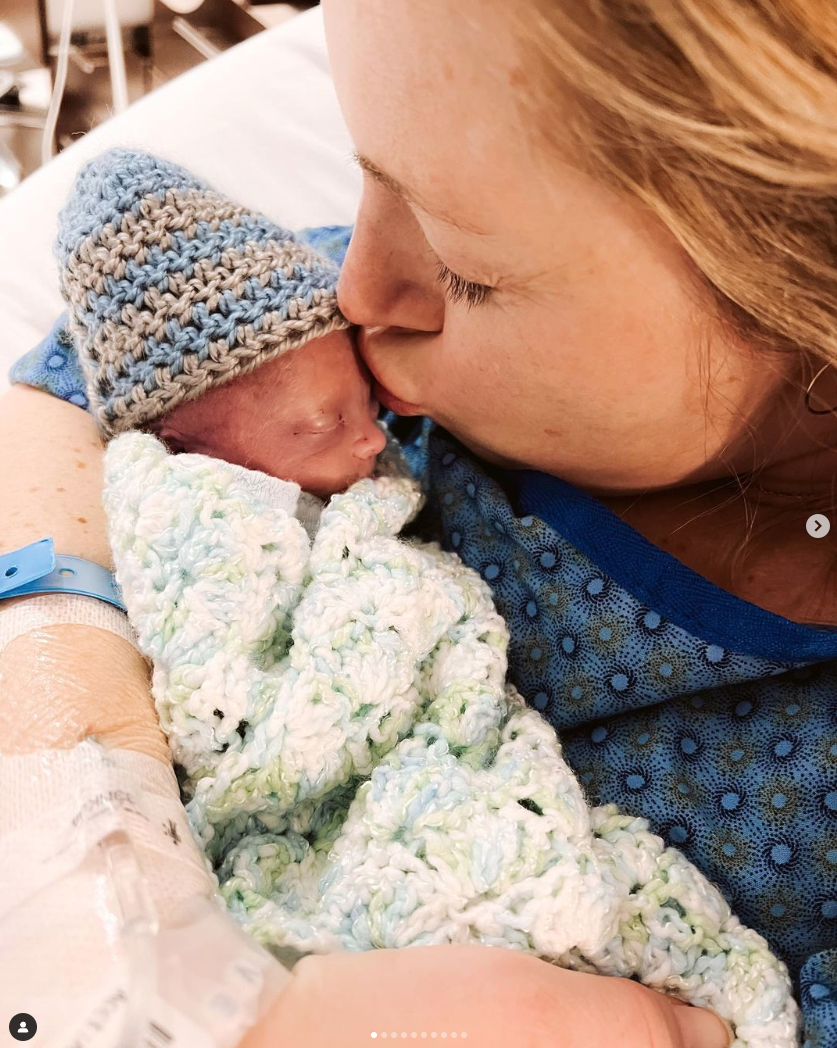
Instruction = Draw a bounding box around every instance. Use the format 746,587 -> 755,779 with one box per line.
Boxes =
154,328 -> 384,501
58,150 -> 796,1048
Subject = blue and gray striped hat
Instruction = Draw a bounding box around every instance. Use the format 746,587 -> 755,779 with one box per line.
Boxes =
57,148 -> 350,437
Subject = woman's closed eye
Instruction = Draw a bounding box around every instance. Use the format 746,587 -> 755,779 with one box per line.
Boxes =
434,258 -> 494,309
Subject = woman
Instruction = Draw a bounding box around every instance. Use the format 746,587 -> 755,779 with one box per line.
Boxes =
3,0 -> 835,1043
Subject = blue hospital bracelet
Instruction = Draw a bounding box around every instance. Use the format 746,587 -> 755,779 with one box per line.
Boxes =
0,538 -> 125,611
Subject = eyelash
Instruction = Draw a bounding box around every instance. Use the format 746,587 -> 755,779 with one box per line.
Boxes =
434,259 -> 493,309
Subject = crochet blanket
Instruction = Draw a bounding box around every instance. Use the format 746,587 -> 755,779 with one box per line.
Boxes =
104,432 -> 798,1048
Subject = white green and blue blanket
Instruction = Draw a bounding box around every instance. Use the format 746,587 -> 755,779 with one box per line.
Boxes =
104,432 -> 797,1048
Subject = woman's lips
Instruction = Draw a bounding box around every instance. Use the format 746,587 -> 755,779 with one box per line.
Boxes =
373,381 -> 423,417
356,328 -> 423,416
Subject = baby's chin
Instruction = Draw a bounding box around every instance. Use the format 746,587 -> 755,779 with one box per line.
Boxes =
234,445 -> 378,497
152,416 -> 379,496
301,457 -> 378,499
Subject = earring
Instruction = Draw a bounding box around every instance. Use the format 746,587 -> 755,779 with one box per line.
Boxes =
805,362 -> 837,415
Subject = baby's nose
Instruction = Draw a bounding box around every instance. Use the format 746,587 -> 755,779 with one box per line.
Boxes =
356,422 -> 388,460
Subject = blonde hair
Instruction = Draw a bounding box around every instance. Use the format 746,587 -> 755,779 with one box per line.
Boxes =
518,0 -> 837,367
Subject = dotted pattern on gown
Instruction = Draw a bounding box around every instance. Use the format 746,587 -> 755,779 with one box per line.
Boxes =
10,315 -> 89,408
408,422 -> 837,1048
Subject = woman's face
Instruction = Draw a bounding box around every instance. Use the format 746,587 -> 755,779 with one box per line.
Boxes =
323,0 -> 793,494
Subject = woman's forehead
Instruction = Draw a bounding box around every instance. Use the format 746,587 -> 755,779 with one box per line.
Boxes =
324,0 -> 530,228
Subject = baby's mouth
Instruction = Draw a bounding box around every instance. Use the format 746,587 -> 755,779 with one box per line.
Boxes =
358,457 -> 377,482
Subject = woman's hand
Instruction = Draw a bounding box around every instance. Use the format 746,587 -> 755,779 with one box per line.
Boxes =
240,946 -> 732,1048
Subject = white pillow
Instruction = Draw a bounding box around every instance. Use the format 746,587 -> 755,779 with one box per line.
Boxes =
0,7 -> 360,393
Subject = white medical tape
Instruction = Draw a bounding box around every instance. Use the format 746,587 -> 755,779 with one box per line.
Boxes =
0,739 -> 210,922
0,592 -> 137,652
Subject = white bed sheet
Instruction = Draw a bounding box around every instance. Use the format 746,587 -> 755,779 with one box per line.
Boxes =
0,7 -> 360,393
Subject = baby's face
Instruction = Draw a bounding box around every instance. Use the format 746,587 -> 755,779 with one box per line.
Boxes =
156,328 -> 387,498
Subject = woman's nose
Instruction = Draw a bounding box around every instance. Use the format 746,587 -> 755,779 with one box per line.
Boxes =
338,183 -> 445,334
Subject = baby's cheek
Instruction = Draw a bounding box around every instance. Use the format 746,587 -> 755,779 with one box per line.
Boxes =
246,429 -> 341,489
170,387 -> 279,459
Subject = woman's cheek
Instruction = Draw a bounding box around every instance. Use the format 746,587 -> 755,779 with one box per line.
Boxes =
376,337 -> 434,405
436,331 -> 525,423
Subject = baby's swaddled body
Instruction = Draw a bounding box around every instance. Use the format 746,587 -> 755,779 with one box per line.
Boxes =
104,432 -> 795,1048
58,148 -> 795,1047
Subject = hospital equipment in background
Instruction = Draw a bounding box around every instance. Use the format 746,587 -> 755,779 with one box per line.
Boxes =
0,0 -> 316,195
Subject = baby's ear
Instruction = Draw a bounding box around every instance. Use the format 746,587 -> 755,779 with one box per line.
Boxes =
143,417 -> 187,455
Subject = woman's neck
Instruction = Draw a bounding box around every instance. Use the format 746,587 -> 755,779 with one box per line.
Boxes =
595,366 -> 837,626
602,469 -> 837,627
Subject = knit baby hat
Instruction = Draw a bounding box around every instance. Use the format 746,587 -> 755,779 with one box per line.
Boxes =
57,148 -> 350,437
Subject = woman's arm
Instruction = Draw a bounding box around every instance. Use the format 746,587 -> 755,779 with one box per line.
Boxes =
1,384 -> 109,562
0,384 -> 167,760
0,384 -> 730,1048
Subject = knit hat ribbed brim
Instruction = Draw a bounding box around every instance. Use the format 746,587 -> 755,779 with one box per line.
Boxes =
58,148 -> 350,438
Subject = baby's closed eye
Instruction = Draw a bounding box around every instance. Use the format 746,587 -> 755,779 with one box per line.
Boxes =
294,413 -> 345,437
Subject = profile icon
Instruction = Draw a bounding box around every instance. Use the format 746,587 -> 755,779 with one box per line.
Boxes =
9,1013 -> 37,1041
